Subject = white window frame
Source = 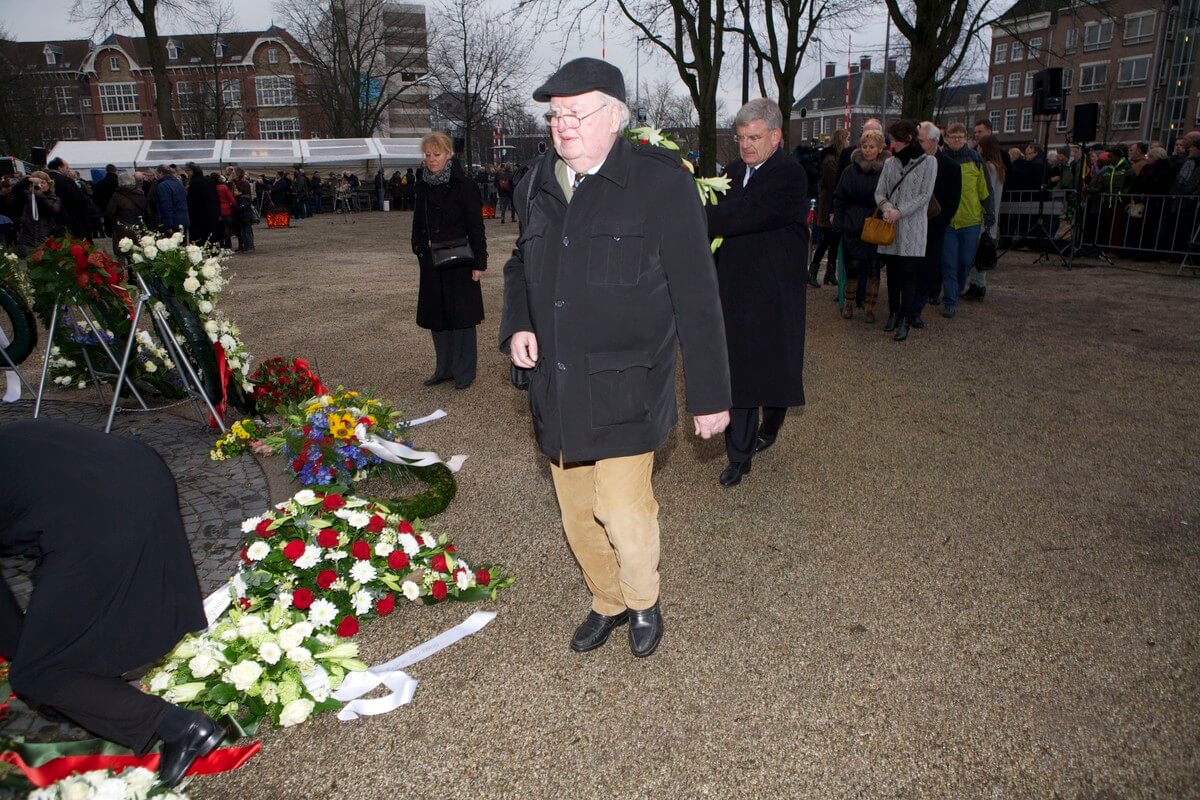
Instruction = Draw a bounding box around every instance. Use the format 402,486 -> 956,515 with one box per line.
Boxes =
214,40 -> 225,58
226,119 -> 245,140
1062,67 -> 1073,91
255,75 -> 296,107
1029,36 -> 1043,60
1010,41 -> 1024,61
1025,71 -> 1035,96
1117,56 -> 1150,89
222,79 -> 241,108
44,49 -> 57,66
1004,109 -> 1017,133
108,55 -> 120,72
259,117 -> 300,140
989,110 -> 1002,130
1057,109 -> 1070,132
1112,100 -> 1143,129
994,43 -> 1008,64
54,86 -> 74,114
1079,62 -> 1109,92
1065,27 -> 1078,53
104,123 -> 143,141
991,75 -> 1005,99
167,42 -> 179,60
176,80 -> 196,109
268,47 -> 280,64
180,122 -> 203,140
61,127 -> 79,140
1008,73 -> 1021,98
1083,19 -> 1114,51
1123,11 -> 1155,45
98,82 -> 139,113
1020,107 -> 1033,132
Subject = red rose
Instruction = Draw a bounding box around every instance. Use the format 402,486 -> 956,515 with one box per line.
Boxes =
445,544 -> 456,553
365,514 -> 386,533
292,588 -> 314,609
317,529 -> 339,548
238,597 -> 251,610
291,458 -> 304,472
387,550 -> 409,571
475,568 -> 491,586
430,553 -> 448,574
283,539 -> 306,560
317,569 -> 338,589
431,580 -> 448,601
255,518 -> 273,537
322,493 -> 346,511
351,540 -> 371,560
336,616 -> 360,638
397,520 -> 414,534
376,594 -> 395,616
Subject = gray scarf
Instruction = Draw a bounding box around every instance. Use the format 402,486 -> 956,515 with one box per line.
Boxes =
423,160 -> 453,186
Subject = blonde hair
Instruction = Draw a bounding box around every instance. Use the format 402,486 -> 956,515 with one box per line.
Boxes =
1148,146 -> 1168,161
860,130 -> 885,149
30,170 -> 50,183
420,132 -> 454,156
946,122 -> 967,136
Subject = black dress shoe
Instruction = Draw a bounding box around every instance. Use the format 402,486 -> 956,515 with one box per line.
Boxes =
909,315 -> 925,329
893,318 -> 910,341
423,375 -> 452,387
628,603 -> 663,657
570,610 -> 628,652
753,432 -> 777,454
158,713 -> 226,788
719,460 -> 751,487
807,275 -> 821,288
883,312 -> 901,332
454,381 -> 473,390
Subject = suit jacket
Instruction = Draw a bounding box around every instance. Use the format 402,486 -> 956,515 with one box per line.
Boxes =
49,169 -> 90,239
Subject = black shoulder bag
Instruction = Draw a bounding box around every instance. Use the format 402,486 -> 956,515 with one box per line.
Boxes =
509,157 -> 546,391
423,193 -> 475,269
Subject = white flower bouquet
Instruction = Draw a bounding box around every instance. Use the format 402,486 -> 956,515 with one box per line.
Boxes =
27,767 -> 189,800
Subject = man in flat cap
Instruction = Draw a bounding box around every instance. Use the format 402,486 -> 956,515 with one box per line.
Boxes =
501,57 -> 731,658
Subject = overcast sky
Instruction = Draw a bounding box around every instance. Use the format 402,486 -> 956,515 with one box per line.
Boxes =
4,0 -> 903,117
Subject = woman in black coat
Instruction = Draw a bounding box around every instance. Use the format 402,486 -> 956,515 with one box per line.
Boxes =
105,170 -> 148,257
185,164 -> 220,245
411,132 -> 487,389
832,132 -> 886,320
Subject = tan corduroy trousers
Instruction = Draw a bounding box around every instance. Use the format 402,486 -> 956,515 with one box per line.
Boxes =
549,452 -> 660,616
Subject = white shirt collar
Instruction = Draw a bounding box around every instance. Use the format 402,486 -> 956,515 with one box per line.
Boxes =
565,159 -> 606,187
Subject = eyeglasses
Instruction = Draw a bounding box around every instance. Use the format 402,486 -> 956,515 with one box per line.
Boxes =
732,133 -> 767,145
544,105 -> 608,129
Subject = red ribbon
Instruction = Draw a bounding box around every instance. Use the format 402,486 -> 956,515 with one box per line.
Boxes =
0,741 -> 262,788
209,341 -> 231,428
292,358 -> 328,396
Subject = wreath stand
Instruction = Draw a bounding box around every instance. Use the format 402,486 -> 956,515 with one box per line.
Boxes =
0,337 -> 36,399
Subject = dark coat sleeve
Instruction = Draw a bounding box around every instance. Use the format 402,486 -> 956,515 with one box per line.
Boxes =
411,186 -> 426,255
459,177 -> 487,270
499,160 -> 542,351
932,152 -> 962,229
832,168 -> 850,232
705,159 -> 808,238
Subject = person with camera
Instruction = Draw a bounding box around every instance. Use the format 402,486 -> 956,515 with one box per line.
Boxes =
16,171 -> 61,255
412,132 -> 487,390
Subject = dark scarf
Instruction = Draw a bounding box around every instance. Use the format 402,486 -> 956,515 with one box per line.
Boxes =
423,160 -> 453,186
895,143 -> 923,165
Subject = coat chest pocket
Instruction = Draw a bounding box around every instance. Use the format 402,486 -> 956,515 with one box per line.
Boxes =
587,220 -> 645,286
586,351 -> 652,427
520,219 -> 548,284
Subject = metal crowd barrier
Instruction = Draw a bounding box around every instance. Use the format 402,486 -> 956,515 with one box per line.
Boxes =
999,190 -> 1200,274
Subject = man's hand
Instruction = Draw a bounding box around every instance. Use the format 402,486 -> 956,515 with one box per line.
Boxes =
510,331 -> 539,368
471,269 -> 484,282
882,208 -> 901,223
693,411 -> 730,439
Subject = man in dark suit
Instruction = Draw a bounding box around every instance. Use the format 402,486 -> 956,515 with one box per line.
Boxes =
705,98 -> 809,487
93,164 -> 119,220
914,121 -> 961,314
47,157 -> 91,240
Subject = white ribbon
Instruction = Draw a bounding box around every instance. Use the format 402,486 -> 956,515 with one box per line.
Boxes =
332,610 -> 495,721
405,409 -> 447,427
0,327 -> 18,403
356,424 -> 467,473
201,573 -> 245,629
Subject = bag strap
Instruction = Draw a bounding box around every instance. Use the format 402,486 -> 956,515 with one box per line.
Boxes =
523,156 -> 544,224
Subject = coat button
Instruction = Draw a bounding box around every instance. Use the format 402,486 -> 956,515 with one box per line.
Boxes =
554,300 -> 565,308
556,362 -> 566,371
562,236 -> 569,246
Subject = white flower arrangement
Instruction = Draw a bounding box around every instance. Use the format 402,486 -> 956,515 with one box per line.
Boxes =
26,767 -> 190,800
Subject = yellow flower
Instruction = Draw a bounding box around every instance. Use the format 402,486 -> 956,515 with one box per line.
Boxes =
342,391 -> 359,399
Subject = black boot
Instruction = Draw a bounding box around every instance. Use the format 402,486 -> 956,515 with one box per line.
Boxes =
893,317 -> 910,341
883,312 -> 901,332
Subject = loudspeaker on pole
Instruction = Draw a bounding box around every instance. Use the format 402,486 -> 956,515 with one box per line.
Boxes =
1072,102 -> 1099,142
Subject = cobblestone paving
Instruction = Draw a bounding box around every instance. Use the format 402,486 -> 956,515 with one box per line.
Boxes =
0,400 -> 270,743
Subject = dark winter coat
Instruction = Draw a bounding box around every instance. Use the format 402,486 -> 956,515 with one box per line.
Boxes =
154,175 -> 189,234
500,137 -> 731,463
833,150 -> 885,269
186,172 -> 221,244
49,169 -> 90,240
706,146 -> 808,409
105,186 -> 148,247
930,148 -> 963,233
93,172 -> 119,219
17,189 -> 61,250
411,168 -> 487,331
817,146 -> 840,227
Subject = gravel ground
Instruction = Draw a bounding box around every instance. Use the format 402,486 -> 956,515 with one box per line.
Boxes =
48,211 -> 1200,798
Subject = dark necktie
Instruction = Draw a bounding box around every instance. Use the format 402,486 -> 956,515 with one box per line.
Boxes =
744,166 -> 756,187
572,173 -> 586,191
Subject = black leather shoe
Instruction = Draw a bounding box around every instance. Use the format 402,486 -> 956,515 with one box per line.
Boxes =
158,714 -> 226,788
628,603 -> 663,657
909,315 -> 925,329
570,610 -> 628,653
753,432 -> 777,454
807,275 -> 821,288
719,461 -> 751,486
883,312 -> 901,332
423,375 -> 452,387
894,318 -> 910,341
454,381 -> 473,390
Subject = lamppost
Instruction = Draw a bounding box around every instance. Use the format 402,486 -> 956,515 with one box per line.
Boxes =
634,35 -> 651,118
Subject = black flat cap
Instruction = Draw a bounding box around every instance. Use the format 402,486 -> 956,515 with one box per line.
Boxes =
533,57 -> 626,103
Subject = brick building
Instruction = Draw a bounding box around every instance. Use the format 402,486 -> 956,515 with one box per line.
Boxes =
985,0 -> 1200,147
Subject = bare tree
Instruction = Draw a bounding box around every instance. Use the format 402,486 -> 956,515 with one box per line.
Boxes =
428,0 -> 532,165
276,0 -> 430,137
70,0 -> 205,139
176,1 -> 242,138
637,78 -> 698,129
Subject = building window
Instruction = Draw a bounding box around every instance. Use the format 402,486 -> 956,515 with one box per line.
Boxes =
989,110 -> 1002,130
969,93 -> 981,106
1112,100 -> 1143,129
1011,41 -> 1024,61
61,127 -> 79,140
176,80 -> 195,108
1029,36 -> 1042,60
1020,107 -> 1033,131
1079,63 -> 1108,92
214,40 -> 225,58
104,123 -> 143,141
1065,27 -> 1078,53
108,55 -> 120,72
255,75 -> 296,107
180,122 -> 203,140
1117,56 -> 1150,88
99,82 -> 139,112
1083,19 -> 1113,51
167,42 -> 179,60
1057,109 -> 1069,132
268,47 -> 279,64
259,117 -> 300,139
81,97 -> 92,109
1008,73 -> 1021,97
991,75 -> 1004,99
1004,109 -> 1017,133
44,49 -> 57,65
994,43 -> 1008,64
54,86 -> 74,114
1063,67 -> 1073,91
226,120 -> 245,139
801,121 -> 808,140
1025,71 -> 1035,96
222,79 -> 241,108
1124,11 -> 1155,45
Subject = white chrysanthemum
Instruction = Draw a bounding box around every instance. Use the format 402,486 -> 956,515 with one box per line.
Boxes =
227,659 -> 263,691
346,511 -> 371,529
201,261 -> 219,279
294,545 -> 320,570
182,276 -> 200,293
308,598 -> 338,628
278,622 -> 312,650
188,652 -> 220,678
237,614 -> 268,638
420,534 -> 436,549
349,561 -> 377,585
286,646 -> 313,664
455,569 -> 473,591
246,540 -> 271,561
352,590 -> 372,615
330,577 -> 347,592
258,641 -> 282,665
374,541 -> 393,558
325,550 -> 348,562
399,533 -> 419,556
241,515 -> 265,534
219,333 -> 236,350
279,698 -> 315,727
402,580 -> 421,601
333,507 -> 354,520
118,237 -> 134,252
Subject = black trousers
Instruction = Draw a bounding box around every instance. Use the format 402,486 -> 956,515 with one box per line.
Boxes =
811,229 -> 840,280
726,406 -> 787,464
431,326 -> 477,384
885,255 -> 923,319
914,224 -> 947,313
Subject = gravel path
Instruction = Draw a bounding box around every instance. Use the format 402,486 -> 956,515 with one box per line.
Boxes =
35,211 -> 1200,798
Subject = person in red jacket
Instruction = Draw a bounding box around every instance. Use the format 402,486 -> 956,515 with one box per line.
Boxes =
215,174 -> 235,250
